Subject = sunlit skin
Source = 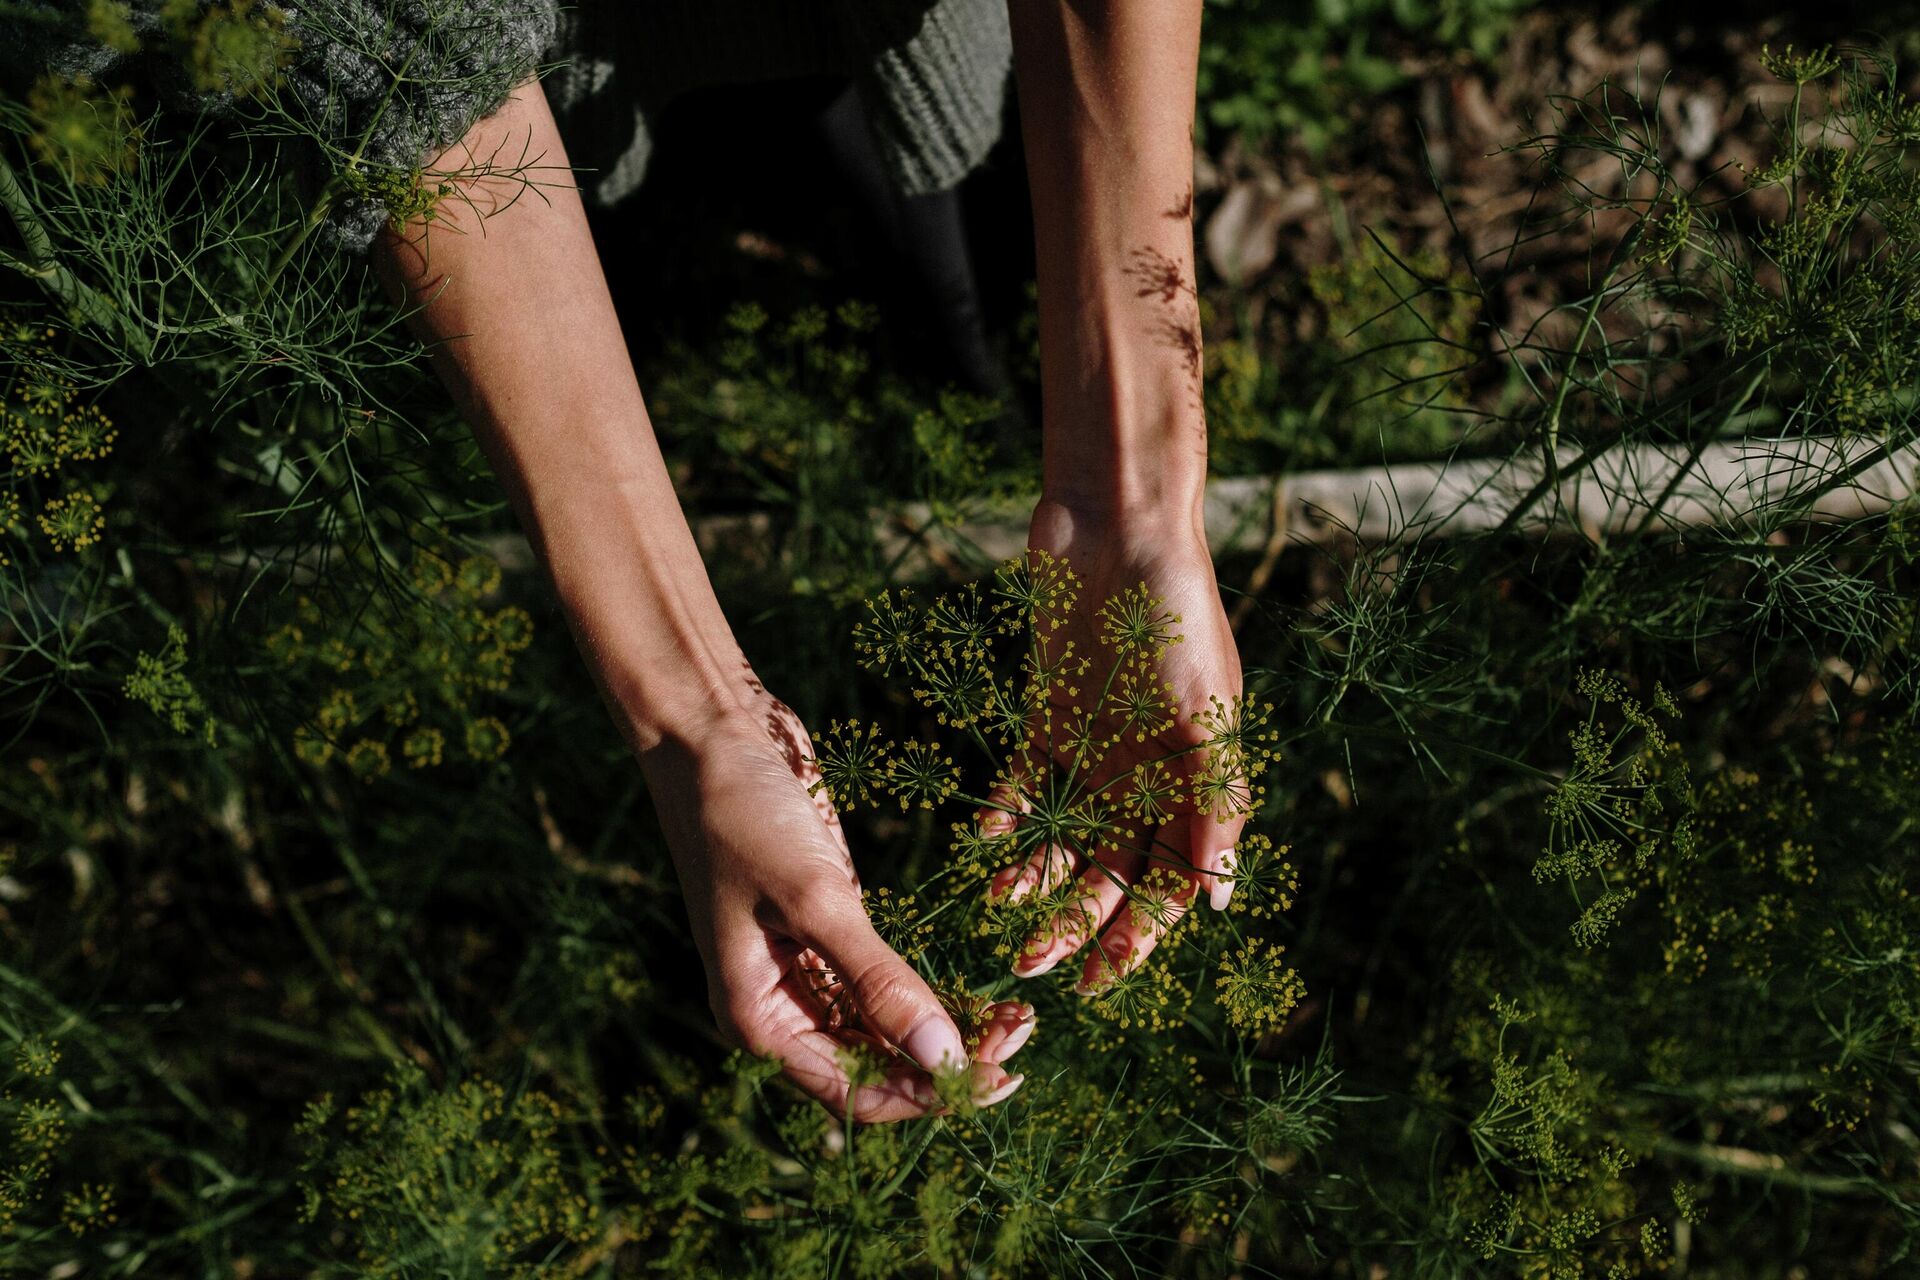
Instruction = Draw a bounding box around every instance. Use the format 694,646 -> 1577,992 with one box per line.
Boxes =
373,0 -> 1243,1121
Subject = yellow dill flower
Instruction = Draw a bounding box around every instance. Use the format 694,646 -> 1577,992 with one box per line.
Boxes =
410,551 -> 456,597
402,726 -> 445,768
1123,759 -> 1182,826
864,886 -> 933,961
1087,954 -> 1191,1031
910,640 -> 997,728
315,688 -> 357,736
925,582 -> 996,659
491,605 -> 535,652
1125,864 -> 1195,937
1106,664 -> 1177,743
454,554 -> 503,599
292,723 -> 333,766
992,547 -> 1079,633
465,715 -> 511,762
1097,582 -> 1184,658
37,490 -> 105,551
345,739 -> 391,779
1223,834 -> 1299,918
852,587 -> 924,675
884,739 -> 959,811
1191,691 -> 1281,772
15,1037 -> 59,1078
61,1182 -> 116,1236
0,490 -> 20,568
123,623 -> 215,743
167,0 -> 297,97
805,719 -> 890,812
1216,941 -> 1306,1036
58,404 -> 116,460
5,412 -> 63,476
26,75 -> 140,184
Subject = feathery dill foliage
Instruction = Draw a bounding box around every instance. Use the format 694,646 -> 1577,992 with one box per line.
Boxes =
820,552 -> 1296,1021
1244,42 -> 1920,1277
5,4 -> 1920,1274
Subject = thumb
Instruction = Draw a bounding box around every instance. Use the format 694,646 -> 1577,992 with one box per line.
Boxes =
811,912 -> 968,1073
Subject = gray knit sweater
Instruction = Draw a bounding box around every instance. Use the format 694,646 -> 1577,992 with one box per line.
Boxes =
13,0 -> 1011,250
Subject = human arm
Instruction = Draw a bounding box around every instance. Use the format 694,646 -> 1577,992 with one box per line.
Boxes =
372,80 -> 1027,1119
989,1 -> 1253,988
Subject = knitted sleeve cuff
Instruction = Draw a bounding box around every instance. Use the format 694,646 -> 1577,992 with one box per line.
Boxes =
4,2 -> 560,253
279,0 -> 561,251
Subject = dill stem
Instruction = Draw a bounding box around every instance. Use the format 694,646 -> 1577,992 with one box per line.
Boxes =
0,148 -> 146,352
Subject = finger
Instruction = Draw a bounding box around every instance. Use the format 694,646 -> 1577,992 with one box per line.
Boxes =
988,840 -> 1074,903
970,1000 -> 1037,1064
1080,851 -> 1199,994
772,968 -> 1027,1118
806,909 -> 969,1074
1013,844 -> 1142,978
973,782 -> 1028,837
966,1061 -> 1026,1110
774,1025 -> 942,1123
1191,808 -> 1251,911
774,1033 -> 1023,1121
726,967 -> 940,1124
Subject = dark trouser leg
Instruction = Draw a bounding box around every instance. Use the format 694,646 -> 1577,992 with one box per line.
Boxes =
813,82 -> 1011,406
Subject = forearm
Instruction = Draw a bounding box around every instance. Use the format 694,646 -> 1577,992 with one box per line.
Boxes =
1010,0 -> 1208,527
374,81 -> 738,753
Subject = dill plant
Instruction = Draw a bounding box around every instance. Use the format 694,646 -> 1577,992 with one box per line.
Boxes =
4,7 -> 1920,1277
807,549 -> 1299,1030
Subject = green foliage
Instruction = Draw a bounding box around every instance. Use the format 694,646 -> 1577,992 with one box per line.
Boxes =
1198,0 -> 1539,152
3,12 -> 1920,1279
647,300 -> 1023,602
295,1070 -> 600,1278
1207,232 -> 1486,468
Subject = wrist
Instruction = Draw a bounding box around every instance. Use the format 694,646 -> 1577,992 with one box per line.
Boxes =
1030,488 -> 1208,555
607,660 -> 751,758
547,561 -> 752,757
1039,396 -> 1208,530
1035,285 -> 1210,524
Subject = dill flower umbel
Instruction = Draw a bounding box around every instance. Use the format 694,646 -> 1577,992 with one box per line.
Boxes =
37,490 -> 105,551
885,739 -> 960,810
1215,941 -> 1306,1036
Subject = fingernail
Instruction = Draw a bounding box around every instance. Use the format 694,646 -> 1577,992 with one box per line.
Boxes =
975,1073 -> 1025,1107
902,1018 -> 967,1073
1014,951 -> 1058,978
1210,850 -> 1237,911
996,1018 -> 1036,1058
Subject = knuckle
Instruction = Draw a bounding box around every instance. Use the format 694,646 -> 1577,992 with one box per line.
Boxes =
843,955 -> 918,1019
790,878 -> 854,926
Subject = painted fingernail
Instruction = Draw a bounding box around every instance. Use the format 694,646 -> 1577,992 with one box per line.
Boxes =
975,1073 -> 1025,1107
996,1017 -> 1036,1058
902,1018 -> 967,1073
1210,851 -> 1237,911
1013,946 -> 1058,978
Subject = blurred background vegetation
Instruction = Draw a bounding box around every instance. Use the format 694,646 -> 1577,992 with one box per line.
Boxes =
5,1 -> 1920,1276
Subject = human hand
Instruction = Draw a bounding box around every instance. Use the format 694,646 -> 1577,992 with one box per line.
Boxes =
639,669 -> 1029,1122
983,498 -> 1257,994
